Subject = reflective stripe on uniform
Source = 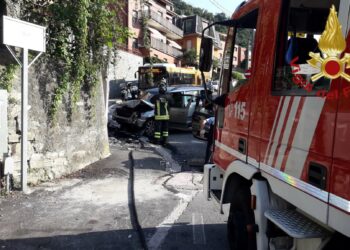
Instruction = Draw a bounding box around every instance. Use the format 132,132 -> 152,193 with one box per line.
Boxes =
155,98 -> 169,118
163,132 -> 169,137
154,132 -> 161,139
155,115 -> 169,120
156,100 -> 160,117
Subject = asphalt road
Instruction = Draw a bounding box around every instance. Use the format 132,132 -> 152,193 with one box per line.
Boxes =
167,130 -> 207,170
0,132 -> 229,250
141,131 -> 230,250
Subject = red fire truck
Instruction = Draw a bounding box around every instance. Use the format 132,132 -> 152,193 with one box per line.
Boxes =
198,0 -> 350,249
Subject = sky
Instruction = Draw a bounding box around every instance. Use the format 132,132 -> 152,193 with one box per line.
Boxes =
183,0 -> 242,16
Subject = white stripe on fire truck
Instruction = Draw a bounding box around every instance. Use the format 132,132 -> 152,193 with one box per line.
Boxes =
215,140 -> 246,162
275,97 -> 301,170
267,96 -> 291,166
260,163 -> 329,202
264,97 -> 284,163
248,156 -> 259,168
330,194 -> 350,213
215,142 -> 350,213
284,98 -> 326,178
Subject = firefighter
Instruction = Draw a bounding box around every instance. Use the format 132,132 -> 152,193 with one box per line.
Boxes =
150,79 -> 173,145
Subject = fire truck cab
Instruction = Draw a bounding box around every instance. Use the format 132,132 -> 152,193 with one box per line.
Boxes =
201,0 -> 350,249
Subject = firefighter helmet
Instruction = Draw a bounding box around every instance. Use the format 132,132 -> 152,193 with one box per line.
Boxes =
159,82 -> 167,94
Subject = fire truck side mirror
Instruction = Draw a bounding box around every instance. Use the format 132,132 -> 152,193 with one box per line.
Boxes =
199,37 -> 213,72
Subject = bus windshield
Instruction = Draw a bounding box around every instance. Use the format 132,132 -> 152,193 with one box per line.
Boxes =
138,64 -> 200,90
139,67 -> 167,90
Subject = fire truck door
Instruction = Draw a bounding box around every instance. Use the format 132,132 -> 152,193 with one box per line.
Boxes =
260,0 -> 347,225
329,1 -> 350,234
213,10 -> 259,170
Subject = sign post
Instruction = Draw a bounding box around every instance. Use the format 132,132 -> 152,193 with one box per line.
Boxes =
2,16 -> 46,192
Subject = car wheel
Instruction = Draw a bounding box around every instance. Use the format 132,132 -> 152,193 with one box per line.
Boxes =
227,184 -> 256,250
143,119 -> 155,138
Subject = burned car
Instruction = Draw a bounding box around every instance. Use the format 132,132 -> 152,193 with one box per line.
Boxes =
112,86 -> 204,137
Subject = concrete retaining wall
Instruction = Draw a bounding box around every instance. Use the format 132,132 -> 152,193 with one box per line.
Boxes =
108,50 -> 143,99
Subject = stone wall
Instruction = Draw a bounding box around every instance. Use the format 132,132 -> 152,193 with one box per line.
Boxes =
4,62 -> 110,185
0,1 -> 110,186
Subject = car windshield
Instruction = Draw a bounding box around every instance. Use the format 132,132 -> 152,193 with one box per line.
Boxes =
140,92 -> 154,102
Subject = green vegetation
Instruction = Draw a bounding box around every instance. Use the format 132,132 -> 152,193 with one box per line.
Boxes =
232,71 -> 245,80
20,0 -> 131,121
182,49 -> 198,67
140,12 -> 150,49
0,64 -> 18,92
172,0 -> 230,33
236,29 -> 254,47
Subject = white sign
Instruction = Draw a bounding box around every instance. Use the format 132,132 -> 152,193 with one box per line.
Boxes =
4,157 -> 14,175
3,15 -> 46,52
0,100 -> 3,129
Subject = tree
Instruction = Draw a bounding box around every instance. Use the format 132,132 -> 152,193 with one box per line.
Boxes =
214,12 -> 229,33
173,0 -> 215,21
172,0 -> 230,35
182,49 -> 198,67
236,29 -> 253,47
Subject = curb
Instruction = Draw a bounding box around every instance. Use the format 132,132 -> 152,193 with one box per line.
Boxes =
138,137 -> 182,173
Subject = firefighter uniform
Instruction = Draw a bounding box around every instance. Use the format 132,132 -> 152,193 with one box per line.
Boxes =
151,82 -> 172,144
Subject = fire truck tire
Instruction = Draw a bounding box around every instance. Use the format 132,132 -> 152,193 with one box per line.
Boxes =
323,233 -> 350,250
227,184 -> 257,250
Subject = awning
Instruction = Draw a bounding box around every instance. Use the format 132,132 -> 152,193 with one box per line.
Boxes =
168,39 -> 182,50
147,27 -> 166,41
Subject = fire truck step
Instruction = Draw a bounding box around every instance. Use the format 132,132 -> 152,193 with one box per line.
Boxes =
211,189 -> 222,203
264,209 -> 330,239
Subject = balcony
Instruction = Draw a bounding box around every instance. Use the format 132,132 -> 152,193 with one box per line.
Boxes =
150,37 -> 183,58
143,9 -> 183,40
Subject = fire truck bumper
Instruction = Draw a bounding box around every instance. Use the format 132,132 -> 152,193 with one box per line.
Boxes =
204,164 -> 223,202
203,164 -> 215,200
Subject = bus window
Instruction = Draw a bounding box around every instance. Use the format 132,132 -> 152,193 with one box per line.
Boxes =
139,67 -> 167,89
183,74 -> 195,85
138,65 -> 199,89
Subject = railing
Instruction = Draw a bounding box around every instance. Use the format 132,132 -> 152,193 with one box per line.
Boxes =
143,9 -> 183,38
150,37 -> 183,58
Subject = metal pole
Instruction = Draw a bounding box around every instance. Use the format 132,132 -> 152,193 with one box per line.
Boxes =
21,48 -> 28,192
6,175 -> 10,194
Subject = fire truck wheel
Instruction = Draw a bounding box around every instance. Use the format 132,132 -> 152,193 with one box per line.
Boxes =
227,185 -> 256,250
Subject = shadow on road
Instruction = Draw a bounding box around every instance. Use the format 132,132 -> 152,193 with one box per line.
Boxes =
0,224 -> 228,250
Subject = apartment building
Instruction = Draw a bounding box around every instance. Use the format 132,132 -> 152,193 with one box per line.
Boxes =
177,15 -> 222,79
123,0 -> 183,65
232,45 -> 247,68
109,0 -> 183,98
